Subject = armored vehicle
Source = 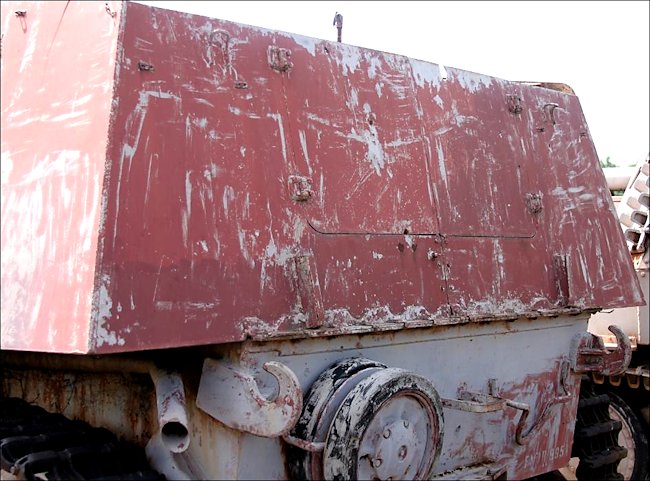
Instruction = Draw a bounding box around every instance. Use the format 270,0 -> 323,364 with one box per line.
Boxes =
1,2 -> 644,480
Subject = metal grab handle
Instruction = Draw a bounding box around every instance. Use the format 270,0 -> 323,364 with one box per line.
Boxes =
506,395 -> 572,446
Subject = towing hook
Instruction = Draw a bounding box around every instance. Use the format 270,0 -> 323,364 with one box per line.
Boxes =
196,359 -> 303,437
570,325 -> 632,376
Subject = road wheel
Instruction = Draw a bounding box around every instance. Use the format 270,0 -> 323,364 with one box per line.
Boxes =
287,357 -> 388,480
323,367 -> 444,481
288,359 -> 443,481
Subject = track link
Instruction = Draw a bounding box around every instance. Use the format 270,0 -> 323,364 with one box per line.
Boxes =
0,397 -> 164,480
572,377 -> 627,481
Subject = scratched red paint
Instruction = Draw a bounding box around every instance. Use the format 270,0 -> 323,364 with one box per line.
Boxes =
1,1 -> 644,355
0,1 -> 122,353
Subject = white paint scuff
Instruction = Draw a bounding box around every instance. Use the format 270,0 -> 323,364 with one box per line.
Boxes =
94,275 -> 125,347
298,130 -> 312,175
450,68 -> 494,93
336,44 -> 362,76
181,171 -> 192,248
409,58 -> 443,88
267,113 -> 287,163
346,104 -> 388,176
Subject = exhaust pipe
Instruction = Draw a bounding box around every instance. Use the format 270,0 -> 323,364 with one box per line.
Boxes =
150,367 -> 190,453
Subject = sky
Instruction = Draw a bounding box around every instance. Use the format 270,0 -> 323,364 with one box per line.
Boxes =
137,1 -> 649,167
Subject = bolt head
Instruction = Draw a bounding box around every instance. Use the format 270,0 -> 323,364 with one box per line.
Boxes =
398,445 -> 408,460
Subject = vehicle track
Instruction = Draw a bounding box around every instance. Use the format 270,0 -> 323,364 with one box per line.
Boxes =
0,397 -> 164,481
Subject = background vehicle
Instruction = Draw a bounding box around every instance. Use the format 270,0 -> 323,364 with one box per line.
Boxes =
585,158 -> 649,480
1,2 -> 644,480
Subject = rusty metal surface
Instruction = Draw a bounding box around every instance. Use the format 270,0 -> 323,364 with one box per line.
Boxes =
1,314 -> 593,479
1,367 -> 155,447
0,1 -> 644,354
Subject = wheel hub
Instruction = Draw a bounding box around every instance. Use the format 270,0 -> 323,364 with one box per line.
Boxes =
366,419 -> 419,480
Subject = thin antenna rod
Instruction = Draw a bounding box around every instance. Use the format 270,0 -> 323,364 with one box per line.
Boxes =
333,12 -> 343,42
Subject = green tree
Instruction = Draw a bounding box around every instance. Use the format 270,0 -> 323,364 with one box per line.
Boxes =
600,156 -> 616,168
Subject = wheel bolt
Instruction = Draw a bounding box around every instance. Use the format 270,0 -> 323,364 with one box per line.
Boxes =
383,429 -> 391,439
403,420 -> 409,428
373,458 -> 382,468
399,445 -> 408,459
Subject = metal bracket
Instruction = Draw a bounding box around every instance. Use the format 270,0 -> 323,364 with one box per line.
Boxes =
291,254 -> 325,328
570,325 -> 632,376
441,391 -> 505,413
507,94 -> 523,114
104,3 -> 116,18
196,359 -> 303,437
444,368 -> 573,446
525,192 -> 543,215
288,175 -> 313,202
543,103 -> 561,125
268,46 -> 293,72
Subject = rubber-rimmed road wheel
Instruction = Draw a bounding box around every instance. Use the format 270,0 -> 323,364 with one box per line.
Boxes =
323,368 -> 443,481
287,358 -> 387,480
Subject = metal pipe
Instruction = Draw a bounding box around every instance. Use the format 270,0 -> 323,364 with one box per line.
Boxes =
150,367 -> 190,453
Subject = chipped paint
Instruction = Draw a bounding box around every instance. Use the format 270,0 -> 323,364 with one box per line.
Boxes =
95,276 -> 125,348
450,68 -> 494,93
1,4 -> 646,481
267,113 -> 288,163
409,58 -> 443,88
336,44 -> 362,76
1,0 -> 643,358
